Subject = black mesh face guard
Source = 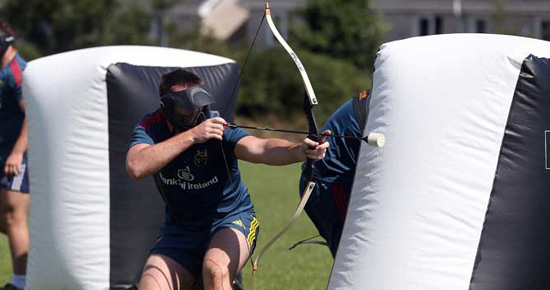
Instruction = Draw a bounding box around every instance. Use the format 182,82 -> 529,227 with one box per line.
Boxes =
160,87 -> 215,131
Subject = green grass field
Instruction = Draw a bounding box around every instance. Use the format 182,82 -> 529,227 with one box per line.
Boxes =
0,161 -> 333,289
239,162 -> 333,290
0,235 -> 10,286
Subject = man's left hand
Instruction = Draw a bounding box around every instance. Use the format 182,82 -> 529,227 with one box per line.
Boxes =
303,130 -> 330,161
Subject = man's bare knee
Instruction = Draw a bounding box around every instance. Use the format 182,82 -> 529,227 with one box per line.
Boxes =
1,203 -> 26,228
1,203 -> 15,223
203,258 -> 230,286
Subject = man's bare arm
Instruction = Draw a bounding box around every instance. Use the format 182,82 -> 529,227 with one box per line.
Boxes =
4,100 -> 28,176
126,117 -> 226,179
126,132 -> 195,179
235,131 -> 329,166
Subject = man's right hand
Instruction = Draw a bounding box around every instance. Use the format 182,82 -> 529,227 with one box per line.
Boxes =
4,151 -> 23,177
188,117 -> 226,144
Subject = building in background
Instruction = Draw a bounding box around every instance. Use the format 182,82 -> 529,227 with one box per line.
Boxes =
378,0 -> 550,42
121,0 -> 248,46
238,0 -> 550,46
163,0 -> 248,41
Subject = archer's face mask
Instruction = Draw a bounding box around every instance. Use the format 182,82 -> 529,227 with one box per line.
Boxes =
160,87 -> 215,132
171,106 -> 210,131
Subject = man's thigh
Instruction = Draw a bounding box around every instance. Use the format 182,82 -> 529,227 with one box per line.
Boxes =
0,188 -> 30,212
139,254 -> 197,290
204,228 -> 250,278
205,212 -> 260,276
0,158 -> 30,229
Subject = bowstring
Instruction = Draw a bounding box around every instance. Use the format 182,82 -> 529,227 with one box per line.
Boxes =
228,13 -> 265,101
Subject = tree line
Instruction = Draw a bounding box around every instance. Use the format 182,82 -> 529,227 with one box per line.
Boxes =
1,0 -> 387,124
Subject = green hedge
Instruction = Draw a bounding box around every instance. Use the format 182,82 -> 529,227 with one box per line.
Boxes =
237,47 -> 371,124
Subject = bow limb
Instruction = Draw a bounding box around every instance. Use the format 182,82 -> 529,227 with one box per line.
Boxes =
253,2 -> 321,273
264,2 -> 318,107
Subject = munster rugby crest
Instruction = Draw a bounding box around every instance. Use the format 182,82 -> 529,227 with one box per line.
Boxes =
194,149 -> 208,167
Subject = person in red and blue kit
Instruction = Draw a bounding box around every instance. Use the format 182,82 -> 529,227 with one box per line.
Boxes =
0,21 -> 29,290
299,91 -> 370,258
126,69 -> 330,290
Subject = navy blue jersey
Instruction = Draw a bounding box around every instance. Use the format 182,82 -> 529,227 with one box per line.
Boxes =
130,110 -> 253,228
0,53 -> 26,162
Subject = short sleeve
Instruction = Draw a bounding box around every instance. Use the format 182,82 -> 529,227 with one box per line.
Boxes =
223,127 -> 250,153
9,59 -> 24,102
130,125 -> 154,148
130,116 -> 155,148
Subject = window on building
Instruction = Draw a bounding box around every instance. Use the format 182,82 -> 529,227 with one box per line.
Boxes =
419,16 -> 444,36
476,19 -> 487,33
435,16 -> 443,34
522,25 -> 531,36
542,21 -> 550,40
420,18 -> 429,36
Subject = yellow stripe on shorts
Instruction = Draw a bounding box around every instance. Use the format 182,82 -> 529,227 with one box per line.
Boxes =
247,217 -> 259,246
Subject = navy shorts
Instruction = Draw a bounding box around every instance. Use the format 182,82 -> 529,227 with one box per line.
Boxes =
0,159 -> 29,193
150,211 -> 260,277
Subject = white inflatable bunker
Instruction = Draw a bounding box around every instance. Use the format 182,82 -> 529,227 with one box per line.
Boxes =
329,34 -> 550,290
23,46 -> 239,290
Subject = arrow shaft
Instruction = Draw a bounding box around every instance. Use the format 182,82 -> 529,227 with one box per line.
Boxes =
227,123 -> 365,141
